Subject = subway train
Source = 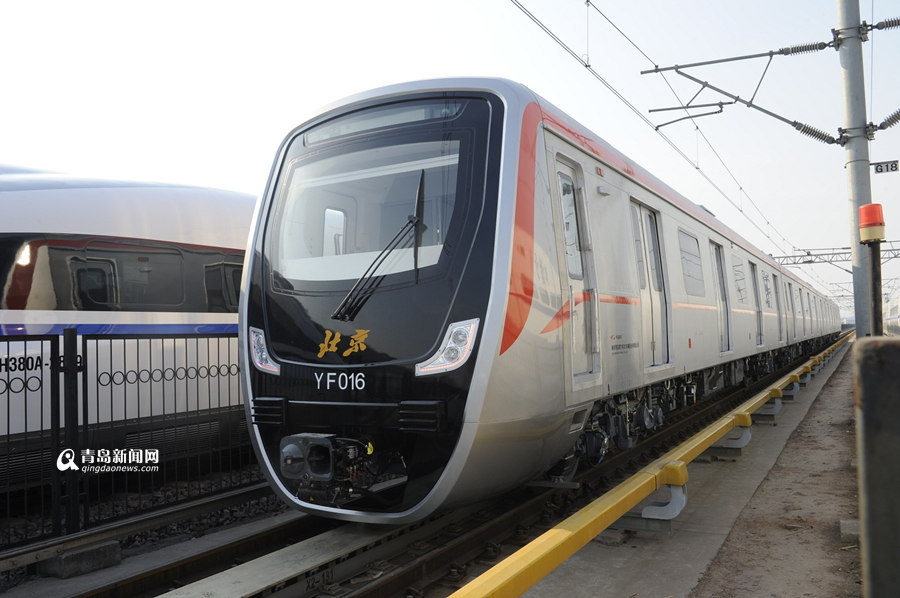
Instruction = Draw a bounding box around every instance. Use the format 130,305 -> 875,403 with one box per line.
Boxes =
240,78 -> 840,524
0,171 -> 255,488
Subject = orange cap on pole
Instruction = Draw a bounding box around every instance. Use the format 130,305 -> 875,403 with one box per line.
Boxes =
860,203 -> 886,243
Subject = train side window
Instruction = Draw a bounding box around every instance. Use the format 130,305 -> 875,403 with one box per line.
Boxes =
645,212 -> 664,292
732,256 -> 747,303
74,263 -> 114,309
677,230 -> 704,297
773,273 -> 784,342
710,241 -> 731,351
630,205 -> 647,289
749,261 -> 763,345
557,172 -> 583,279
204,262 -> 242,312
83,241 -> 184,308
788,282 -> 797,339
807,291 -> 813,333
761,270 -> 772,308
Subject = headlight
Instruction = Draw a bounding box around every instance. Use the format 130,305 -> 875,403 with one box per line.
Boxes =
415,318 -> 479,376
249,326 -> 280,375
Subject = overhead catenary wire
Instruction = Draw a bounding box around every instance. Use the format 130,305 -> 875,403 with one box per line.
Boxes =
584,1 -> 806,256
588,8 -> 797,254
511,0 -> 798,254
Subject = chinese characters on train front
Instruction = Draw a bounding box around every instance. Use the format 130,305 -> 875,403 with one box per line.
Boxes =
317,329 -> 370,358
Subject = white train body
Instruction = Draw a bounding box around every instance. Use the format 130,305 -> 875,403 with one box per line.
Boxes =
242,78 -> 840,524
0,173 -> 255,472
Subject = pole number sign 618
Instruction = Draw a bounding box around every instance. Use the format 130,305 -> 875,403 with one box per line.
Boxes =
872,160 -> 898,174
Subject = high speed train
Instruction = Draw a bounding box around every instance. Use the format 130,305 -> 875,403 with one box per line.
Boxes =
240,78 -> 840,524
0,171 -> 255,487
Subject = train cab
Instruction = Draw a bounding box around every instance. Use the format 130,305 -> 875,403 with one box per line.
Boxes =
241,85 -> 509,521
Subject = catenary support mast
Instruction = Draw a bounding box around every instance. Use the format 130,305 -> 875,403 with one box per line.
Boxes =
837,0 -> 874,335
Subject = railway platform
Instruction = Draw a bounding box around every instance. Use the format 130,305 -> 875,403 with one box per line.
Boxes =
523,339 -> 858,597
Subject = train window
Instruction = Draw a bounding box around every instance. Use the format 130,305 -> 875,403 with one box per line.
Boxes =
710,242 -> 731,351
761,270 -> 772,308
86,242 -> 184,307
204,262 -> 242,312
305,99 -> 465,144
773,273 -> 784,342
788,282 -> 797,339
558,172 -> 583,279
645,213 -> 664,292
807,291 -> 814,333
732,256 -> 747,303
630,205 -> 646,289
749,261 -> 763,345
74,264 -> 113,309
271,138 -> 461,283
1,233 -> 243,313
677,231 -> 704,297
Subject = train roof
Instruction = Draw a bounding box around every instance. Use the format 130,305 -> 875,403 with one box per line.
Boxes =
0,172 -> 256,249
0,171 -> 234,193
0,164 -> 49,176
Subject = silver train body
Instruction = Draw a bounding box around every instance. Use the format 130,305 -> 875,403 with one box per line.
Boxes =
241,78 -> 840,524
0,172 -> 255,484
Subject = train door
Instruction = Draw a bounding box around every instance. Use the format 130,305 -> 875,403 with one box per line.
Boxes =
710,242 -> 731,351
630,201 -> 669,366
555,163 -> 592,376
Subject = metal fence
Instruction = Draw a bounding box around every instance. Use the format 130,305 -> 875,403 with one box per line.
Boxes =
1,329 -> 258,550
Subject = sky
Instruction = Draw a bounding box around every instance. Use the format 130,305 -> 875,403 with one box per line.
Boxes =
2,0 -> 899,319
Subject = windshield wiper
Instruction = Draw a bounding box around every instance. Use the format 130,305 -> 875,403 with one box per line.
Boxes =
331,170 -> 426,322
413,169 -> 425,283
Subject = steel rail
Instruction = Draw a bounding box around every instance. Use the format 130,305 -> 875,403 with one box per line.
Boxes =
0,482 -> 273,574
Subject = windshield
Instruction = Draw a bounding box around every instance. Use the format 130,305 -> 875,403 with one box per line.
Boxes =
259,96 -> 494,364
268,102 -> 474,289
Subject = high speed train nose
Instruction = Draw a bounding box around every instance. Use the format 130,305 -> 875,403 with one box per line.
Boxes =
280,433 -> 335,481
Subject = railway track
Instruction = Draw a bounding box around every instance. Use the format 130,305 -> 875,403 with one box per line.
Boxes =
1,483 -> 284,587
6,335 -> 848,597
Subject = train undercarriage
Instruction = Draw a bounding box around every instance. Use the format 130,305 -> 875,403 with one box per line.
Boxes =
558,336 -> 836,481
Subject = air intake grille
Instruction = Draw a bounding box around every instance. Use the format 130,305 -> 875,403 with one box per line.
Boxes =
398,400 -> 445,433
251,397 -> 284,426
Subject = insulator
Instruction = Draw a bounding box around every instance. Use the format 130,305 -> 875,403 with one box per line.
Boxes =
779,41 -> 828,55
879,108 -> 900,130
793,121 -> 837,144
874,17 -> 900,30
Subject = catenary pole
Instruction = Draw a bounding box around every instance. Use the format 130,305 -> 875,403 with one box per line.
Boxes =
837,0 -> 874,335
